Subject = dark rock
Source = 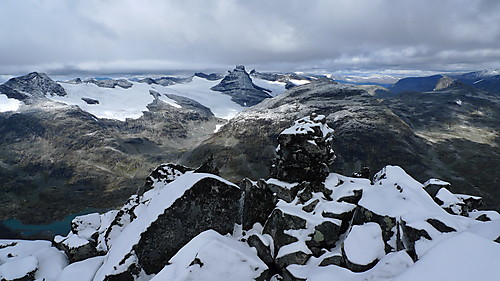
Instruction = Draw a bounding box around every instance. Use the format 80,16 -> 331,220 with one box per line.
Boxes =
247,234 -> 274,266
270,113 -> 335,183
263,209 -> 306,251
211,65 -> 272,107
194,72 -> 224,81
54,238 -> 101,263
319,255 -> 345,267
81,97 -> 99,105
193,154 -> 219,175
424,180 -> 451,198
337,189 -> 363,204
475,214 -> 491,222
132,176 -> 242,275
85,78 -> 133,89
0,84 -> 29,101
138,78 -> 157,85
351,206 -> 396,253
263,179 -> 302,203
276,251 -> 310,269
305,221 -> 341,254
154,76 -> 192,86
241,178 -> 275,230
352,166 -> 370,179
401,220 -> 432,261
426,218 -> 456,233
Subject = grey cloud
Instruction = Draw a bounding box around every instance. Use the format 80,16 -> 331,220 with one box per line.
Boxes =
0,0 -> 499,75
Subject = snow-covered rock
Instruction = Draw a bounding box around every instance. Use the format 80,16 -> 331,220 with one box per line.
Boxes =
150,230 -> 268,281
0,240 -> 68,281
93,173 -> 243,280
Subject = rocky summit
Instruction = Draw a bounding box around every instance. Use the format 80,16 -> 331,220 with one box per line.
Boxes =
0,72 -> 67,100
211,65 -> 272,106
1,115 -> 499,281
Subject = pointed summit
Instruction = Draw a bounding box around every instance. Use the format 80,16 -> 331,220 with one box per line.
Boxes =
2,72 -> 67,99
211,65 -> 271,107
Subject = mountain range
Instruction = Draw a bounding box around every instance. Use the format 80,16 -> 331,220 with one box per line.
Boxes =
0,66 -> 499,280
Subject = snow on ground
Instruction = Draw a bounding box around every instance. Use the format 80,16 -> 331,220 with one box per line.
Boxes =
251,78 -> 287,97
56,256 -> 104,281
0,94 -> 22,112
54,77 -> 243,121
150,230 -> 267,281
392,232 -> 500,281
0,240 -> 68,281
54,82 -> 159,121
154,76 -> 244,120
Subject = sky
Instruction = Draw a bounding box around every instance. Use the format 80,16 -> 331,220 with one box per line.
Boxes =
1,0 -> 499,76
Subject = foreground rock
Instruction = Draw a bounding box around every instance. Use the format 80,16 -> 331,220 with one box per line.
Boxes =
3,115 -> 500,281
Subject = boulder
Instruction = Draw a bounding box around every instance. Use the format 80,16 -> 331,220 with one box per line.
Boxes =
342,223 -> 386,272
94,174 -> 243,280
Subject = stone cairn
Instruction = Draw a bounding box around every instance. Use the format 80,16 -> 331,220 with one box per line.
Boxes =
270,113 -> 335,183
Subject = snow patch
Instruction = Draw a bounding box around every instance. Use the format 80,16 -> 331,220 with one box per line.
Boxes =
0,94 -> 22,112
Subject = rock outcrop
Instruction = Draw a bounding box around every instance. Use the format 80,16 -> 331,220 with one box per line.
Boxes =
84,78 -> 133,89
211,65 -> 272,106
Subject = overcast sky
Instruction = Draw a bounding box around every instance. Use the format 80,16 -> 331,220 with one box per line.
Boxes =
1,0 -> 499,75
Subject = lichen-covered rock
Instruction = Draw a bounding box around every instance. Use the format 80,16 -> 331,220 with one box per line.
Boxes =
270,113 -> 335,183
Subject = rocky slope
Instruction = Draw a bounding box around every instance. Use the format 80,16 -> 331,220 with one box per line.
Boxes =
1,116 -> 498,281
181,80 -> 500,211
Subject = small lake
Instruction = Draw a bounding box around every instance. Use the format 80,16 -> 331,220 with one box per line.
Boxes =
0,208 -> 104,239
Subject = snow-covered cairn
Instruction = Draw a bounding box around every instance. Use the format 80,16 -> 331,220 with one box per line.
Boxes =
271,113 -> 335,183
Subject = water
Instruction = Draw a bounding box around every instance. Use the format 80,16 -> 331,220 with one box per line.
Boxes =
0,208 -> 103,239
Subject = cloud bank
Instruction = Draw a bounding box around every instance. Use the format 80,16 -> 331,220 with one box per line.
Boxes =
1,0 -> 499,74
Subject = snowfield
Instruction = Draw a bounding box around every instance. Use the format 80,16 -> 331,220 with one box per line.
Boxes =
51,76 -> 247,121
